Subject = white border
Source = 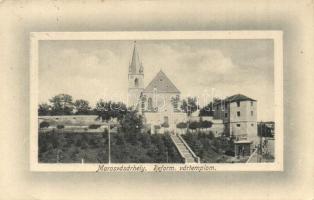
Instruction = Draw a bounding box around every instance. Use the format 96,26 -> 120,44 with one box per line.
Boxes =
30,31 -> 283,172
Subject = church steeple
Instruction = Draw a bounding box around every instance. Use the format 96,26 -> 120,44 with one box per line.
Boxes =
128,41 -> 144,109
129,41 -> 143,74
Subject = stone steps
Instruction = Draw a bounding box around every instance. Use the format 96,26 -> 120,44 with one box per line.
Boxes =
170,134 -> 199,163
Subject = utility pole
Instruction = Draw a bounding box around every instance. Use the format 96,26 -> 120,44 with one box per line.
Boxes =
259,121 -> 263,163
108,126 -> 111,164
56,149 -> 59,163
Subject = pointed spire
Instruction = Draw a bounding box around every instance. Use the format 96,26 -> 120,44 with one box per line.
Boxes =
129,41 -> 143,74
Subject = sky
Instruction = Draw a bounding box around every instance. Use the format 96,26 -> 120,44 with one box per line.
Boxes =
39,39 -> 274,121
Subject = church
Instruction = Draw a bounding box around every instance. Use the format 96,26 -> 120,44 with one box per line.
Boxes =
127,42 -> 186,133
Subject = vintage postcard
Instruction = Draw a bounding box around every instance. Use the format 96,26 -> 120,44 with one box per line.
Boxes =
30,31 -> 283,172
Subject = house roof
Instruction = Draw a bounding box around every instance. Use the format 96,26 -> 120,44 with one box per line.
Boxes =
225,94 -> 256,103
213,94 -> 256,106
144,70 -> 180,93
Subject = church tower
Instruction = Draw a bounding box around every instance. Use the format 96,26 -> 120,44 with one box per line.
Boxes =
128,41 -> 144,108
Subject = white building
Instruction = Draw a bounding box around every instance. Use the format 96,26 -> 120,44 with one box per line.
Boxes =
213,94 -> 258,144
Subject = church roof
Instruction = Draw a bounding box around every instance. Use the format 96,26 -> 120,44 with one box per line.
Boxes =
129,42 -> 143,74
144,70 -> 180,93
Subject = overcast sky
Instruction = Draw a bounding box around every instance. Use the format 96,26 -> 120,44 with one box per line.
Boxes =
39,39 -> 274,121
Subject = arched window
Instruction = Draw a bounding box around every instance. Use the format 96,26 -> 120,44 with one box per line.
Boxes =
134,78 -> 139,87
141,96 -> 146,111
148,97 -> 153,111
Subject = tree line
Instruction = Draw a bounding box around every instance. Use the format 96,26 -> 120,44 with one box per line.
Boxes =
38,94 -> 129,118
39,93 -> 218,117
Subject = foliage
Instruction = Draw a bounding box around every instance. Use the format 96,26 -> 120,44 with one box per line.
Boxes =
200,120 -> 213,129
161,122 -> 169,128
170,95 -> 180,112
177,120 -> 212,133
39,121 -> 50,128
49,94 -> 74,115
74,99 -> 91,115
257,123 -> 274,138
181,132 -> 234,163
89,124 -> 101,129
57,124 -> 65,129
119,110 -> 143,145
180,97 -> 198,116
199,102 -> 214,116
95,100 -> 127,121
38,131 -> 182,163
176,122 -> 187,129
154,125 -> 161,129
189,121 -> 199,130
38,103 -> 51,116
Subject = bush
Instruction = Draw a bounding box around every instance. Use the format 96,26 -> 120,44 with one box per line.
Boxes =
89,124 -> 101,129
154,125 -> 161,129
208,131 -> 215,140
200,120 -> 213,129
57,124 -> 64,129
40,121 -> 50,128
161,122 -> 169,128
189,121 -> 199,130
176,122 -> 187,129
225,150 -> 235,157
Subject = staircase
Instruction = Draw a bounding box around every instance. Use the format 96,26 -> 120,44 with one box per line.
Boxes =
170,134 -> 200,163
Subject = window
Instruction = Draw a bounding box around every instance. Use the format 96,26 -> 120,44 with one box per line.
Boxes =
164,116 -> 169,124
148,97 -> 153,111
251,123 -> 254,127
237,111 -> 241,117
224,113 -> 228,118
172,95 -> 179,111
237,101 -> 240,107
251,101 -> 253,106
141,98 -> 145,110
134,78 -> 139,87
236,124 -> 241,127
251,111 -> 254,116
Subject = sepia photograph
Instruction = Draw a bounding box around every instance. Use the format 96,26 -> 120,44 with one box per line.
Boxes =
1,1 -> 313,200
30,31 -> 283,171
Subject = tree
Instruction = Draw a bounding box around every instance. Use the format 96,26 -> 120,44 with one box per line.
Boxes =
161,122 -> 169,128
258,122 -> 274,138
199,102 -> 214,116
39,121 -> 50,128
95,100 -> 127,121
171,95 -> 180,112
180,97 -> 198,116
176,122 -> 187,134
49,94 -> 74,115
181,97 -> 198,133
74,99 -> 91,115
119,110 -> 143,145
38,103 -> 51,116
189,121 -> 199,132
200,120 -> 213,130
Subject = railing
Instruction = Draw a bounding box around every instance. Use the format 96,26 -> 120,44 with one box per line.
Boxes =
170,135 -> 186,163
246,148 -> 258,163
177,134 -> 200,163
